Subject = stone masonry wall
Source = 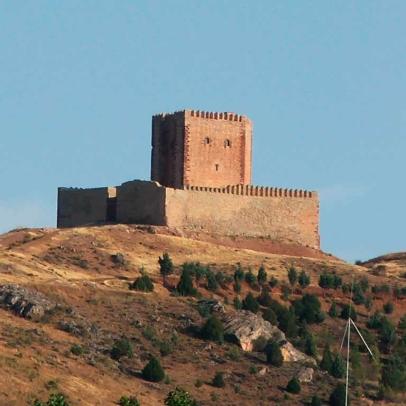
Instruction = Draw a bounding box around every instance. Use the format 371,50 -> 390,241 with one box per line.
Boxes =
57,187 -> 112,228
115,180 -> 166,226
165,185 -> 319,249
151,110 -> 252,189
183,110 -> 252,187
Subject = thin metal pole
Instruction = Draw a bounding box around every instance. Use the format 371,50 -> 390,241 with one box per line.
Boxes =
340,318 -> 349,352
350,318 -> 374,359
345,318 -> 351,406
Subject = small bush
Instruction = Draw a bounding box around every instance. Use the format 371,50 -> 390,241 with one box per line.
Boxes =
242,292 -> 259,313
298,270 -> 310,288
70,344 -> 84,356
257,265 -> 267,285
281,284 -> 291,300
233,280 -> 241,294
329,302 -> 338,318
111,338 -> 133,360
320,345 -> 333,372
159,252 -> 174,280
311,395 -> 321,406
142,356 -> 165,382
234,264 -> 244,281
245,269 -> 257,286
206,271 -> 219,291
331,353 -> 345,378
288,267 -> 298,286
111,253 -> 126,266
262,307 -> 277,325
286,377 -> 301,394
269,276 -> 278,288
212,372 -> 225,388
319,273 -> 342,289
200,316 -> 224,343
293,294 -> 324,324
265,341 -> 283,367
118,396 -> 140,406
340,304 -> 357,321
130,274 -> 154,292
165,387 -> 197,406
257,289 -> 272,307
233,296 -> 242,310
329,383 -> 347,406
177,269 -> 197,296
383,301 -> 394,314
33,393 -> 70,406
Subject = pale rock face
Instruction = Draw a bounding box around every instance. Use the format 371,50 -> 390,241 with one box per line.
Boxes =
280,342 -> 316,365
223,311 -> 316,365
223,310 -> 285,352
296,367 -> 315,383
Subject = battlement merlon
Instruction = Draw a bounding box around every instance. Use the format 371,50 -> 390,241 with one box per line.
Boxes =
152,110 -> 252,124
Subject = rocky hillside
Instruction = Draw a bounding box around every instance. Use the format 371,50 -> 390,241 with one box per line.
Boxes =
0,225 -> 405,405
361,252 -> 406,278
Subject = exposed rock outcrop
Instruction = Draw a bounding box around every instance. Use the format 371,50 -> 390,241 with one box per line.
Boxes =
223,311 -> 316,365
223,310 -> 285,352
296,367 -> 315,383
0,284 -> 56,321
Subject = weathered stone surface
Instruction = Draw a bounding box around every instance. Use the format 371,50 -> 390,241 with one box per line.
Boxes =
280,342 -> 316,365
223,310 -> 285,352
197,299 -> 225,314
0,284 -> 56,320
296,367 -> 315,383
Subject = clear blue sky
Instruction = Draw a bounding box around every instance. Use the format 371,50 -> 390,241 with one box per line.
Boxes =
1,1 -> 405,261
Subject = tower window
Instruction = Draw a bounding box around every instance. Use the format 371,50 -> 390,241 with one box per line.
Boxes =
215,164 -> 219,171
224,139 -> 231,147
204,137 -> 210,145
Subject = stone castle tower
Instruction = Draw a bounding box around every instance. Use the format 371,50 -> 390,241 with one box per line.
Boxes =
151,110 -> 252,188
57,109 -> 320,250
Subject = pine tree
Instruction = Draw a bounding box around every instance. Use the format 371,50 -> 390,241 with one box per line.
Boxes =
200,316 -> 224,343
265,341 -> 283,367
329,383 -> 347,406
242,292 -> 259,313
320,345 -> 333,373
233,296 -> 242,310
142,356 -> 165,382
298,270 -> 310,288
177,269 -> 196,296
331,353 -> 345,378
286,377 -> 301,394
304,334 -> 317,357
288,267 -> 298,286
329,302 -> 338,318
159,252 -> 174,283
257,265 -> 267,285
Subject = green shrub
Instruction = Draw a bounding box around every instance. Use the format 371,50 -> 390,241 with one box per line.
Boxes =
130,274 -> 154,292
265,341 -> 283,367
177,269 -> 197,296
320,345 -> 333,372
352,284 -> 365,305
288,267 -> 297,286
293,294 -> 324,324
159,340 -> 174,357
329,383 -> 347,406
242,292 -> 259,313
118,396 -> 140,406
142,356 -> 165,382
70,344 -> 84,356
383,301 -> 394,314
286,377 -> 301,394
244,269 -> 257,286
329,302 -> 338,318
111,338 -> 133,360
398,314 -> 406,329
331,353 -> 345,378
298,270 -> 310,288
262,308 -> 277,325
257,265 -> 267,285
233,296 -> 242,310
33,393 -> 70,406
340,304 -> 357,321
212,371 -> 225,388
277,307 -> 298,338
304,334 -> 317,356
159,252 -> 174,281
281,284 -> 291,301
257,289 -> 272,307
206,271 -> 219,291
200,316 -> 224,343
233,280 -> 241,294
381,354 -> 406,392
234,264 -> 244,281
269,276 -> 278,288
319,273 -> 342,289
311,395 -> 321,406
165,387 -> 197,406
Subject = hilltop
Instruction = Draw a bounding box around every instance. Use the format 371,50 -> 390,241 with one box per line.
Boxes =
0,226 -> 405,405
